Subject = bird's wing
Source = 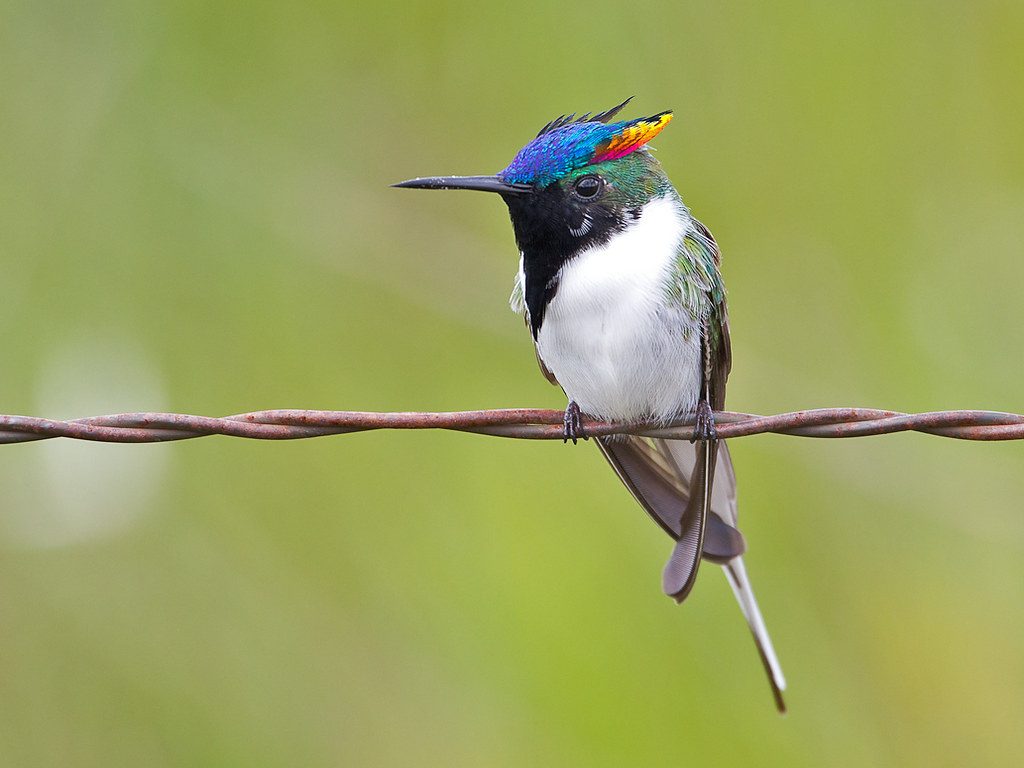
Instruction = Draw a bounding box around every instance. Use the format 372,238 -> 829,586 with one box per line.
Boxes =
667,216 -> 731,408
694,217 -> 732,412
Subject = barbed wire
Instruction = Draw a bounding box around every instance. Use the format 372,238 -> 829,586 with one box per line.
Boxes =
1,407 -> 1024,445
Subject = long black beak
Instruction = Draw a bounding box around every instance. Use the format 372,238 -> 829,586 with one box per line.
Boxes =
392,175 -> 532,196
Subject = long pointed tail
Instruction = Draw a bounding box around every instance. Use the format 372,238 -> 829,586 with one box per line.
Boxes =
603,436 -> 787,712
723,555 -> 787,713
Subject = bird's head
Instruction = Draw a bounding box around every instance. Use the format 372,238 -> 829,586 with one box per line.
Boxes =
394,98 -> 675,253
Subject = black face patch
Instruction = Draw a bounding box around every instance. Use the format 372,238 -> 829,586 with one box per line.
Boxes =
503,183 -> 625,337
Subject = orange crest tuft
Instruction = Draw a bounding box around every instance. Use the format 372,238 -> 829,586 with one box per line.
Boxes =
591,111 -> 673,164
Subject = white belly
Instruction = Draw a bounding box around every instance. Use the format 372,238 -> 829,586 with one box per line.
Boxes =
533,195 -> 703,422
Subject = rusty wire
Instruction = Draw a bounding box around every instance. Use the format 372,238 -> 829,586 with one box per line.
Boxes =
1,407 -> 1024,445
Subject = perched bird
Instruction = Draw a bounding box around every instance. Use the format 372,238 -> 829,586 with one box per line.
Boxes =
395,98 -> 786,712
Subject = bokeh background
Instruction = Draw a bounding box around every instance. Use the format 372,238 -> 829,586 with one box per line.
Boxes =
2,1 -> 1023,765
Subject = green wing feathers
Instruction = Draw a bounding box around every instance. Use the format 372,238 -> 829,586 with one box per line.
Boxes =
668,216 -> 732,410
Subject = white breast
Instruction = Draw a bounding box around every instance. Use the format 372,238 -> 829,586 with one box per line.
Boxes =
529,195 -> 704,422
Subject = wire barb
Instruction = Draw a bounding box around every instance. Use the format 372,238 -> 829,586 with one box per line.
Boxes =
1,408 -> 1023,445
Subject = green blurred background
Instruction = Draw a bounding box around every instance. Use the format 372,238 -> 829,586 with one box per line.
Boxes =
2,1 -> 1023,765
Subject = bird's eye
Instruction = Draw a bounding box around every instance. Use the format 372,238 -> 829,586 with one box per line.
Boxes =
572,175 -> 603,200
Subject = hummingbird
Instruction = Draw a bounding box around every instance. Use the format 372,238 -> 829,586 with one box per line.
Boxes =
395,98 -> 786,712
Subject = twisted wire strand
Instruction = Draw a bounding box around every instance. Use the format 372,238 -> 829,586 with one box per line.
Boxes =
1,408 -> 1023,445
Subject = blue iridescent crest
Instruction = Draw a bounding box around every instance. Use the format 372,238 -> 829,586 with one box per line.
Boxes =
499,100 -> 672,187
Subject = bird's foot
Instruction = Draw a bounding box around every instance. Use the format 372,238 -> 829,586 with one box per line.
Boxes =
691,399 -> 717,444
563,401 -> 588,444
